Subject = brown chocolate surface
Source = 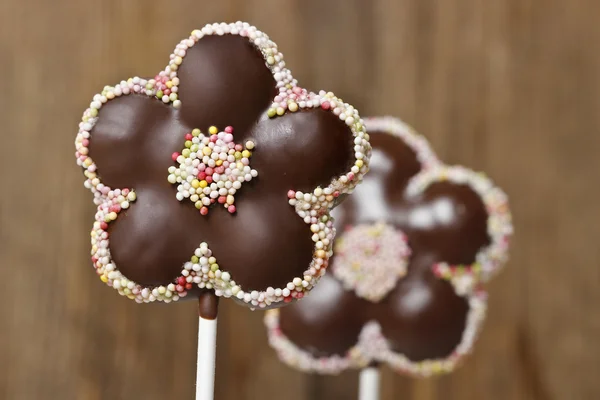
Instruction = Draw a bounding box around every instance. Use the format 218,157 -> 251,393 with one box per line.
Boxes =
87,35 -> 354,300
279,131 -> 490,362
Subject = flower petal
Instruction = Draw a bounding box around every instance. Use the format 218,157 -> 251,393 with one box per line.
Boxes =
404,179 -> 490,266
278,274 -> 367,357
375,273 -> 469,361
177,34 -> 277,135
249,108 -> 355,194
88,94 -> 188,190
107,184 -> 205,286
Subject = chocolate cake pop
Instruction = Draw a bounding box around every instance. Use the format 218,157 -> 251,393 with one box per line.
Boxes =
265,116 -> 512,377
74,22 -> 371,315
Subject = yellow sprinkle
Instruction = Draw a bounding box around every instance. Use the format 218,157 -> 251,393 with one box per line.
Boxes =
355,160 -> 364,168
208,126 -> 218,135
191,180 -> 200,189
242,150 -> 251,158
288,102 -> 298,112
199,180 -> 208,188
192,128 -> 201,136
195,201 -> 202,209
276,107 -> 285,116
90,109 -> 98,117
100,275 -> 108,283
216,159 -> 223,166
234,151 -> 242,160
202,147 -> 212,156
166,81 -> 173,89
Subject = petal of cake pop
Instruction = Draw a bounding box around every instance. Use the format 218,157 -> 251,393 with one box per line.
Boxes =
177,33 -> 277,134
75,22 -> 372,309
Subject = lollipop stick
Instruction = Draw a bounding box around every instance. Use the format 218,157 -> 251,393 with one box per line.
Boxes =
196,293 -> 219,400
359,367 -> 380,400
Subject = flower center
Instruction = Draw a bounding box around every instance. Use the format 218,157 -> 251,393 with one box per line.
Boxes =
167,125 -> 257,214
333,222 -> 411,302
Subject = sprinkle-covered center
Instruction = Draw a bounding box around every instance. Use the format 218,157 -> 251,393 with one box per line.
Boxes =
168,125 -> 257,215
333,222 -> 411,302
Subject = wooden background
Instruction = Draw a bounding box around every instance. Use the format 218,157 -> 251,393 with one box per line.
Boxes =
1,0 -> 599,399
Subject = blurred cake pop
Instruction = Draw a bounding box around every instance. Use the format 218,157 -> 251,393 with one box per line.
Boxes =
265,116 -> 512,376
74,22 -> 371,316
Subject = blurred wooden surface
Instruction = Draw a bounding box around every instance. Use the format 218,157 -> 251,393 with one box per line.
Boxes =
1,0 -> 599,399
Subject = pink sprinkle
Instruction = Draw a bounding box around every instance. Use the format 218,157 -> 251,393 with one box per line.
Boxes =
274,96 -> 282,103
348,172 -> 355,180
333,191 -> 340,197
293,87 -> 303,95
206,176 -> 213,184
218,196 -> 227,204
197,172 -> 207,180
171,152 -> 180,161
210,135 -> 218,142
185,133 -> 193,141
287,190 -> 295,199
122,189 -> 130,195
205,167 -> 214,176
321,101 -> 331,110
200,207 -> 209,216
235,144 -> 243,151
100,222 -> 108,230
227,205 -> 236,213
164,89 -> 171,96
224,126 -> 233,133
82,139 -> 90,147
296,293 -> 304,299
215,166 -> 225,174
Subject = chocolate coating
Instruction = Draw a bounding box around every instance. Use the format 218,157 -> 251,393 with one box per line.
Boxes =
279,131 -> 490,361
88,35 -> 354,296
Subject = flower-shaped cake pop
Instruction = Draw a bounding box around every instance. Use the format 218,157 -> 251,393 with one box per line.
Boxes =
74,22 -> 371,311
265,116 -> 512,376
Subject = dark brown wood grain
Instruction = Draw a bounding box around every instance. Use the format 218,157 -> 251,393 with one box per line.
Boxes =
1,0 -> 599,399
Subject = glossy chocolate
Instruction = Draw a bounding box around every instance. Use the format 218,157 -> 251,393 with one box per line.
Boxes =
279,131 -> 490,362
87,35 -> 354,297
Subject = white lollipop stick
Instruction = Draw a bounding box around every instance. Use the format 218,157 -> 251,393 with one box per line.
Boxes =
196,315 -> 217,400
196,293 -> 219,400
359,367 -> 380,400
